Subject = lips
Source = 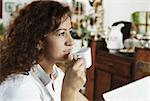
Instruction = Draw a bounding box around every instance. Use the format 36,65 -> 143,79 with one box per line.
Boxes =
63,48 -> 72,54
63,50 -> 72,60
63,50 -> 71,54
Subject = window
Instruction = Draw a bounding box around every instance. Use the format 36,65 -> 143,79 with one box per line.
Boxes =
131,12 -> 150,35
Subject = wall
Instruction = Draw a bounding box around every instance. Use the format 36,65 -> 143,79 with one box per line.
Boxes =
1,0 -> 150,30
0,0 -> 2,18
2,0 -> 34,27
103,0 -> 150,28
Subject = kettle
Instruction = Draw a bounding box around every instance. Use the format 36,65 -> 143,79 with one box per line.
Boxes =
105,23 -> 124,53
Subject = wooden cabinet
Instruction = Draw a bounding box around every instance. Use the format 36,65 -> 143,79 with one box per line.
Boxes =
85,41 -> 150,101
85,40 -> 134,101
94,52 -> 133,101
111,75 -> 129,90
133,48 -> 150,80
94,70 -> 111,101
85,40 -> 96,100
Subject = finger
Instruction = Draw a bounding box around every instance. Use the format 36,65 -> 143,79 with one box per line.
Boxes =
78,69 -> 87,85
81,73 -> 87,86
80,67 -> 86,78
68,53 -> 74,61
76,65 -> 86,77
73,58 -> 85,70
73,54 -> 82,60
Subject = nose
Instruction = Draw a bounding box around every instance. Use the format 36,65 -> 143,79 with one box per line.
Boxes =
65,31 -> 74,46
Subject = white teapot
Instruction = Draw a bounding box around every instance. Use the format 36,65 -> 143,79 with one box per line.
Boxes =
105,24 -> 124,53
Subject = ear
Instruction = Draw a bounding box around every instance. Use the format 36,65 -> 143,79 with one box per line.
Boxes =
37,40 -> 44,51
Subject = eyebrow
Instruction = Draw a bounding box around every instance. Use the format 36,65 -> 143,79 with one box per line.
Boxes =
55,27 -> 72,32
55,28 -> 67,32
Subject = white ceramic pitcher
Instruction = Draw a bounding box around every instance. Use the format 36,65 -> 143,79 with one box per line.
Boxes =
105,24 -> 124,53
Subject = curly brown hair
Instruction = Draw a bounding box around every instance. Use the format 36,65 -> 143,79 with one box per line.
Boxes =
0,1 -> 71,84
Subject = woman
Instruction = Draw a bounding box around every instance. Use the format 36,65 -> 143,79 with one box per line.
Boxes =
0,1 -> 88,101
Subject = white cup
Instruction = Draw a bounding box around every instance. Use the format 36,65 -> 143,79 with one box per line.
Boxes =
73,47 -> 92,69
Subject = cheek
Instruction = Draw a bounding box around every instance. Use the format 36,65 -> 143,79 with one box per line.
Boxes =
47,37 -> 67,60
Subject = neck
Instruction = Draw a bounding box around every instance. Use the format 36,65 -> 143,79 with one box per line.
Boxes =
37,56 -> 55,75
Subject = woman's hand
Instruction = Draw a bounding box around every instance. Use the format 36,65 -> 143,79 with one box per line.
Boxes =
76,92 -> 89,101
61,58 -> 87,101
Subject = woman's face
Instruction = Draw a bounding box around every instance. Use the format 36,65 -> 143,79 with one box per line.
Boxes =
44,17 -> 73,63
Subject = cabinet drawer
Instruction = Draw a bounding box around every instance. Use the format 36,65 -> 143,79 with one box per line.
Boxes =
111,75 -> 129,90
96,54 -> 132,66
96,55 -> 132,78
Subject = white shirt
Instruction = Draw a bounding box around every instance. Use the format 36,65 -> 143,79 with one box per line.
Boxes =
0,64 -> 64,101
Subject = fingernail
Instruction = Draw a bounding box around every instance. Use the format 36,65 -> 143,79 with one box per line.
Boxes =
68,53 -> 73,61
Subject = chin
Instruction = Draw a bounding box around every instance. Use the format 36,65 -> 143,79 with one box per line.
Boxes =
55,55 -> 68,63
61,56 -> 69,62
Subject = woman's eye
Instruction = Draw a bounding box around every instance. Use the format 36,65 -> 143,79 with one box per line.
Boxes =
58,32 -> 65,36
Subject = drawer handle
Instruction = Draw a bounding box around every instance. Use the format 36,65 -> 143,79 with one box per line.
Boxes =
108,63 -> 114,68
108,63 -> 114,67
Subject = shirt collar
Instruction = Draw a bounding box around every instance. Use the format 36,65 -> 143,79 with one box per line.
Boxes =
31,64 -> 59,86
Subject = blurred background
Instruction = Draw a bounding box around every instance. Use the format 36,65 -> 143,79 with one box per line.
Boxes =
0,0 -> 150,101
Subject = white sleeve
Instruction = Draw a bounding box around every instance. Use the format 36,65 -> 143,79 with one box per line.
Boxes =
1,83 -> 43,101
